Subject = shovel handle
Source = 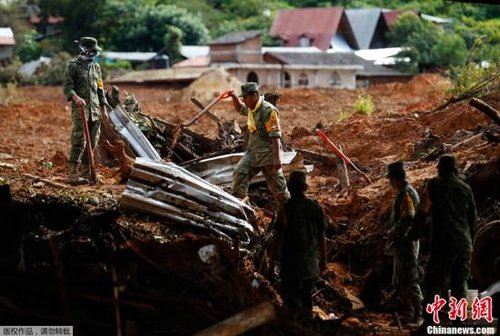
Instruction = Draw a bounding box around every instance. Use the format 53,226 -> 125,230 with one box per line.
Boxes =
184,93 -> 227,127
315,129 -> 372,184
80,107 -> 96,184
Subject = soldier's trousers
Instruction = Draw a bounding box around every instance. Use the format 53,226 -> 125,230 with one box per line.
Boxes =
423,245 -> 471,306
69,110 -> 101,164
232,153 -> 290,205
393,240 -> 423,315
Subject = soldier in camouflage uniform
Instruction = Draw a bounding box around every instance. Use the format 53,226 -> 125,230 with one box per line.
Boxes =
420,155 -> 477,323
386,161 -> 423,327
63,37 -> 107,185
225,83 -> 290,205
276,171 -> 327,319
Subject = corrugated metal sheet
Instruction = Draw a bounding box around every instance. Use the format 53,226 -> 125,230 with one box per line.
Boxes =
108,104 -> 162,160
183,151 -> 313,189
121,158 -> 255,243
270,7 -> 344,51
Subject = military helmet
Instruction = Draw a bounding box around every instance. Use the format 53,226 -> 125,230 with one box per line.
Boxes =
239,82 -> 259,97
387,160 -> 406,179
78,37 -> 102,51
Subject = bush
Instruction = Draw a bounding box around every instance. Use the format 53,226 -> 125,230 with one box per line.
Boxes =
336,110 -> 353,123
39,52 -> 72,85
16,30 -> 42,62
0,59 -> 21,84
0,83 -> 18,106
354,95 -> 375,116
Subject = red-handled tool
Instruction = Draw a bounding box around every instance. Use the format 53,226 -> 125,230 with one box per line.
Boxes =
80,107 -> 96,184
315,129 -> 372,184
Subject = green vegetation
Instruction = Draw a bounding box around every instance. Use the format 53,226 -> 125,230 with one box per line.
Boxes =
354,95 -> 375,116
0,83 -> 18,106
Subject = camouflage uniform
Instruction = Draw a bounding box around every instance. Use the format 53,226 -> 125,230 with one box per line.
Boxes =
422,174 -> 477,304
63,38 -> 107,168
390,182 -> 423,318
232,85 -> 290,204
278,194 -> 327,314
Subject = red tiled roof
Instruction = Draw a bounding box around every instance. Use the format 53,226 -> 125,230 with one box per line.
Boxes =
29,15 -> 64,25
382,9 -> 419,26
173,55 -> 210,68
270,7 -> 344,50
0,36 -> 16,45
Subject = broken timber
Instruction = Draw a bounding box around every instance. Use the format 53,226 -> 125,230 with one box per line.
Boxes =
193,301 -> 275,336
183,152 -> 313,189
121,158 -> 255,243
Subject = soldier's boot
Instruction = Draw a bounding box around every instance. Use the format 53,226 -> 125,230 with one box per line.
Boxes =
68,161 -> 88,186
80,164 -> 100,184
408,304 -> 424,329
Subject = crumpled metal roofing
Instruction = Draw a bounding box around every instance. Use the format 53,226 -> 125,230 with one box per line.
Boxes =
122,158 -> 256,244
183,151 -> 313,189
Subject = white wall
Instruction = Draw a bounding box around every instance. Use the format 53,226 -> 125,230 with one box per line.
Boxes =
227,68 -> 356,89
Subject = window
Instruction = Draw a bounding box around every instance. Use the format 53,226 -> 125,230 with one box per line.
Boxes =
247,71 -> 259,84
299,36 -> 311,47
298,72 -> 308,87
329,71 -> 341,87
284,71 -> 291,88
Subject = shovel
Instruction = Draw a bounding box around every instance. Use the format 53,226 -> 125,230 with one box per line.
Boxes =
80,107 -> 96,184
168,91 -> 231,158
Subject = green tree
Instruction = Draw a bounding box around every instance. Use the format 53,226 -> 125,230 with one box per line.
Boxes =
16,30 -> 43,62
103,3 -> 209,51
431,33 -> 467,68
163,25 -> 183,63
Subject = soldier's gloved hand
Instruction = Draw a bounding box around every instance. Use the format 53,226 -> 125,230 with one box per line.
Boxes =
72,95 -> 86,109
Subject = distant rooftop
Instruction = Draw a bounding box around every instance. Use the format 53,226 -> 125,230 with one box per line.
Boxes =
270,7 -> 345,50
208,30 -> 261,45
101,51 -> 158,62
0,27 -> 16,46
180,45 -> 209,59
346,8 -> 382,50
110,67 -> 211,84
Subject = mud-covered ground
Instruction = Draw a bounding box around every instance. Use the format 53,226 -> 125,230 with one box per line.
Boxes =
0,74 -> 498,335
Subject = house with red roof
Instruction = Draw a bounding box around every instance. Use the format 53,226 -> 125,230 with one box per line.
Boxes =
0,28 -> 16,63
270,7 -> 358,51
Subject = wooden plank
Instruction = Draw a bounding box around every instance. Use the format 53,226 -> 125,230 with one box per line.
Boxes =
193,302 -> 275,336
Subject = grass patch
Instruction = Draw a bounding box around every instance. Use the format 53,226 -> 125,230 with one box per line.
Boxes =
354,95 -> 375,116
0,83 -> 18,106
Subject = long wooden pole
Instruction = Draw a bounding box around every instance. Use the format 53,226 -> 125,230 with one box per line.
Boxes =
80,107 -> 96,184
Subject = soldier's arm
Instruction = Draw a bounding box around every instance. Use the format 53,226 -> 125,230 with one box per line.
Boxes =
467,187 -> 477,242
394,192 -> 416,239
266,108 -> 282,170
96,64 -> 108,108
63,62 -> 76,102
227,91 -> 246,115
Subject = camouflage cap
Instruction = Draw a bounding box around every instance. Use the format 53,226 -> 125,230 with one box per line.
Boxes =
239,82 -> 259,97
78,37 -> 102,51
387,160 -> 406,179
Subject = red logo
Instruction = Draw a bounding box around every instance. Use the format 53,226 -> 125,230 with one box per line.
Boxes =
425,295 -> 494,324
